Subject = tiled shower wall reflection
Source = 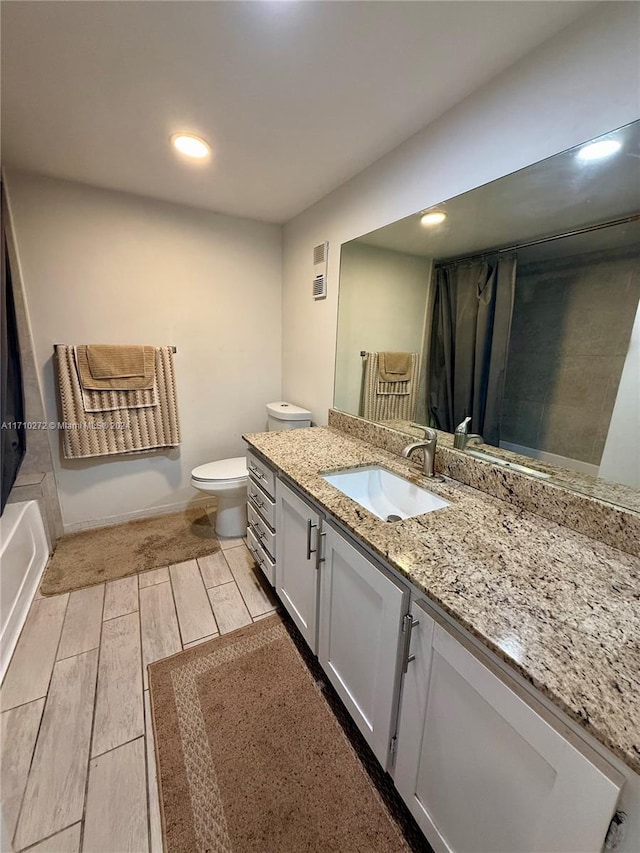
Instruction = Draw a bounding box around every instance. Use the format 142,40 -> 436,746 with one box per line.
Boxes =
502,246 -> 640,467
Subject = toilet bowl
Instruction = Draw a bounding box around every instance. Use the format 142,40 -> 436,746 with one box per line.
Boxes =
190,457 -> 248,538
191,401 -> 311,539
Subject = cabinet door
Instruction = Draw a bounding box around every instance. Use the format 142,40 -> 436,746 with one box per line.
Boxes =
275,480 -> 321,653
394,600 -> 623,853
318,523 -> 408,768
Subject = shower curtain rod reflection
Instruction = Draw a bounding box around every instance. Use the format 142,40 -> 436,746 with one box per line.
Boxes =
53,344 -> 177,353
438,212 -> 640,268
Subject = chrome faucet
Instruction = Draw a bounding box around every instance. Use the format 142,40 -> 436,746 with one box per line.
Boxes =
402,427 -> 437,478
453,416 -> 483,450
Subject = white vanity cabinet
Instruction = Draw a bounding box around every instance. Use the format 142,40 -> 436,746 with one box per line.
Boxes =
318,522 -> 409,768
275,480 -> 322,652
246,447 -> 634,853
394,599 -> 624,853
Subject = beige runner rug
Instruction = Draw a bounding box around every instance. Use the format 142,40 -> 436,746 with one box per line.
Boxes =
40,506 -> 219,595
149,615 -> 413,853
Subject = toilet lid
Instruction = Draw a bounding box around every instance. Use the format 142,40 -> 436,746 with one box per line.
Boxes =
192,457 -> 248,482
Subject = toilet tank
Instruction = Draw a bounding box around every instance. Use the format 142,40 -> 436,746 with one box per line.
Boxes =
266,401 -> 312,431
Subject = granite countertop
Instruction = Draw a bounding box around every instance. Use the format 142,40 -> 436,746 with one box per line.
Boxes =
244,425 -> 640,775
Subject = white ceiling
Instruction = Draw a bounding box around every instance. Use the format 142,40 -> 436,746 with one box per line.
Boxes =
1,1 -> 597,223
355,121 -> 640,262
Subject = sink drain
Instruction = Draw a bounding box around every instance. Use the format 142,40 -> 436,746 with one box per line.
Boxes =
386,514 -> 402,523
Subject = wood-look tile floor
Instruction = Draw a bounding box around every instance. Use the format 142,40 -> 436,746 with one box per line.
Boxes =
1,538 -> 277,853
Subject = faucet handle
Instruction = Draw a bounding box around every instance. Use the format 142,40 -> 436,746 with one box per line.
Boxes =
455,416 -> 472,435
410,422 -> 437,441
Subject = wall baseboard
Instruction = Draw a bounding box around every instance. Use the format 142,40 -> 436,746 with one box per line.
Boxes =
63,495 -> 218,534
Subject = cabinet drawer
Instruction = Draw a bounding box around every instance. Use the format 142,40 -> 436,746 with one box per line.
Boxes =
247,478 -> 276,530
246,449 -> 276,499
247,503 -> 276,559
247,528 -> 275,587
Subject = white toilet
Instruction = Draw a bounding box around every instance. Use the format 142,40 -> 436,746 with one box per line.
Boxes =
191,401 -> 312,538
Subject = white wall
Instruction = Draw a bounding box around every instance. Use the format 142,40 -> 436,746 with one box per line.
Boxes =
6,173 -> 282,529
282,3 -> 640,424
599,299 -> 640,488
334,243 -> 431,414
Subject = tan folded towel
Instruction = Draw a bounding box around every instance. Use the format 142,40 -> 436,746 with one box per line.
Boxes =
77,345 -> 155,390
87,344 -> 146,379
378,351 -> 412,382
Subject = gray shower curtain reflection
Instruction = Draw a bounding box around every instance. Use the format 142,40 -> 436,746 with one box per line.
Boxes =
428,255 -> 516,446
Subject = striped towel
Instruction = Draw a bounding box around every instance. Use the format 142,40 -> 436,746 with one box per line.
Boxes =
361,351 -> 419,421
55,345 -> 180,459
79,356 -> 158,413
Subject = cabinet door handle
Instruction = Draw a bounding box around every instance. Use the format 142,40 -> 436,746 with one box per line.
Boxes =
306,519 -> 318,560
248,463 -> 265,481
249,491 -> 264,509
402,612 -> 419,673
315,530 -> 326,570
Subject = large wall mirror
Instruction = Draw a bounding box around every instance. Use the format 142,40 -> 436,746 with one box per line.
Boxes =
334,120 -> 640,511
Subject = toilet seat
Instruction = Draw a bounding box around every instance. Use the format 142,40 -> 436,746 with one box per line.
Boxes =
191,457 -> 247,484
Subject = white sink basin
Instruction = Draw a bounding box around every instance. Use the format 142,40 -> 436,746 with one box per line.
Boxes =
322,465 -> 450,522
465,449 -> 551,479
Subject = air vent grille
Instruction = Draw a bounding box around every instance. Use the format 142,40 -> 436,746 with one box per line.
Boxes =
313,274 -> 327,300
313,243 -> 327,265
312,241 -> 329,300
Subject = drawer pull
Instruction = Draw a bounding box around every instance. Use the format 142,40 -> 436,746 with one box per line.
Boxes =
249,491 -> 265,509
250,543 -> 265,571
252,524 -> 264,541
248,463 -> 265,481
247,534 -> 264,567
248,513 -> 268,542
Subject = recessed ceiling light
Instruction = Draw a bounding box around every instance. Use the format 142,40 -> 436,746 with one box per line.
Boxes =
171,133 -> 211,160
576,139 -> 622,162
420,211 -> 447,227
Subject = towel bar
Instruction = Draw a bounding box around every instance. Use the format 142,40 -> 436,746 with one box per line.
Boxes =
54,344 -> 177,353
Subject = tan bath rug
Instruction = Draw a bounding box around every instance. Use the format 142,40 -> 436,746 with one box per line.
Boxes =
148,614 -> 416,853
40,506 -> 219,595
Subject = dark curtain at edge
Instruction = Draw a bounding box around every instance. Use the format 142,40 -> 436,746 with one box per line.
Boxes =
428,266 -> 455,432
428,255 -> 516,446
1,221 -> 26,515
